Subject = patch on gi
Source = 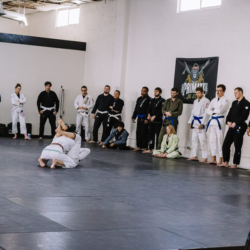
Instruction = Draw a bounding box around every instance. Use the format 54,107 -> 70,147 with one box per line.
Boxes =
246,106 -> 249,109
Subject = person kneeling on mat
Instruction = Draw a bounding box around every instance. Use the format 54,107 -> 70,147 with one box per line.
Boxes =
102,122 -> 133,150
153,125 -> 181,158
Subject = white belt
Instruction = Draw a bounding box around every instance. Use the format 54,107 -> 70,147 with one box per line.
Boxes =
12,105 -> 23,112
97,110 -> 108,115
41,106 -> 55,111
77,110 -> 89,116
107,113 -> 121,122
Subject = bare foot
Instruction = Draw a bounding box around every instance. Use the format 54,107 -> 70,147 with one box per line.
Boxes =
24,136 -> 31,140
128,146 -> 134,150
229,164 -> 237,169
199,158 -> 207,163
142,150 -> 152,154
187,157 -> 198,161
248,169 -> 250,172
99,142 -> 103,146
89,141 -> 96,143
155,154 -> 166,158
86,139 -> 90,142
206,161 -> 217,165
13,135 -> 17,139
39,137 -> 43,140
50,159 -> 56,169
38,158 -> 46,168
217,163 -> 229,167
133,147 -> 142,151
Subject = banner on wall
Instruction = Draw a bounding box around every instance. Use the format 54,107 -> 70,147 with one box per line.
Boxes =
173,57 -> 219,104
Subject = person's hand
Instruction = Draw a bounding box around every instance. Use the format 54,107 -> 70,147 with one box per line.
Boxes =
227,122 -> 232,127
82,107 -> 87,110
147,115 -> 151,120
40,110 -> 44,114
17,100 -> 20,103
231,122 -> 236,128
53,111 -> 57,116
144,120 -> 149,124
189,123 -> 192,128
198,124 -> 204,129
132,119 -> 135,123
247,127 -> 250,136
164,153 -> 168,157
109,106 -> 113,109
102,145 -> 107,149
92,114 -> 96,119
110,143 -> 114,147
150,116 -> 156,122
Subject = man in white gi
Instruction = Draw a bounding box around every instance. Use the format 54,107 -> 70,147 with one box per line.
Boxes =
187,87 -> 210,162
206,84 -> 230,165
74,86 -> 94,142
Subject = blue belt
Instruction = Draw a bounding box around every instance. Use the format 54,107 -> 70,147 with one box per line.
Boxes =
206,116 -> 224,131
164,117 -> 178,126
137,114 -> 147,119
191,116 -> 203,129
165,147 -> 182,155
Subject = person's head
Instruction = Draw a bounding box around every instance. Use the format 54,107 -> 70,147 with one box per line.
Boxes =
117,121 -> 124,132
234,87 -> 244,100
196,87 -> 204,100
45,81 -> 52,92
104,85 -> 110,94
154,87 -> 162,98
81,86 -> 87,96
15,83 -> 21,93
166,125 -> 176,135
171,87 -> 179,99
114,90 -> 120,99
216,84 -> 226,98
141,87 -> 149,97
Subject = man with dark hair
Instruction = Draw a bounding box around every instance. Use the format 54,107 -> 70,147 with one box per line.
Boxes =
74,86 -> 94,142
143,87 -> 165,154
132,87 -> 151,151
218,88 -> 250,168
37,81 -> 59,139
90,85 -> 114,144
157,87 -> 183,148
102,90 -> 124,142
206,84 -> 230,165
187,87 -> 210,162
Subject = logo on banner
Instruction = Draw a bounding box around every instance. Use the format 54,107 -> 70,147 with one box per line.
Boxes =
181,59 -> 210,101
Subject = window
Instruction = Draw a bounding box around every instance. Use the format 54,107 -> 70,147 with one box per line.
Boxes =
57,8 -> 80,27
179,0 -> 221,12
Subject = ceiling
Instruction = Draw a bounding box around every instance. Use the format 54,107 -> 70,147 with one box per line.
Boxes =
2,0 -> 103,14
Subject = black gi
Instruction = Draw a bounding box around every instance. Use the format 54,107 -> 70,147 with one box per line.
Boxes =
147,96 -> 165,150
37,91 -> 59,137
222,97 -> 250,165
132,95 -> 151,148
91,94 -> 114,142
102,98 -> 124,141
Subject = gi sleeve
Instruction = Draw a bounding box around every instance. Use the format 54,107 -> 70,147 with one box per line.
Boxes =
171,100 -> 183,117
103,129 -> 115,145
20,95 -> 26,104
202,99 -> 211,125
132,98 -> 139,120
114,100 -> 124,113
87,96 -> 95,110
188,102 -> 194,124
160,134 -> 167,153
235,102 -> 250,125
226,104 -> 233,124
155,99 -> 165,118
147,100 -> 152,116
74,96 -> 79,110
114,131 -> 129,145
166,135 -> 179,154
207,99 -> 214,116
92,95 -> 100,114
10,95 -> 19,105
162,100 -> 168,116
54,93 -> 59,112
37,93 -> 43,112
213,98 -> 230,114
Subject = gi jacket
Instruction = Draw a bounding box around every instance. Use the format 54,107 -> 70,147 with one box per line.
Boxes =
109,98 -> 124,115
103,128 -> 129,146
226,97 -> 250,126
92,94 -> 114,114
188,96 -> 210,127
74,94 -> 94,114
37,91 -> 59,112
132,95 -> 151,119
160,134 -> 179,154
147,96 -> 165,122
10,93 -> 26,112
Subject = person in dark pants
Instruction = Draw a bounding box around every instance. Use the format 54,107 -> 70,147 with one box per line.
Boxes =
90,85 -> 114,144
132,87 -> 151,151
37,82 -> 59,139
143,87 -> 165,154
218,87 -> 250,169
102,90 -> 124,142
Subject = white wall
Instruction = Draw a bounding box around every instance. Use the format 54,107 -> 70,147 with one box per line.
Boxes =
1,0 -> 250,168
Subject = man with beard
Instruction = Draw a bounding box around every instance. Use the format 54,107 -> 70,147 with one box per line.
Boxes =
132,87 -> 151,151
157,87 -> 183,149
90,85 -> 114,144
143,87 -> 165,153
218,88 -> 250,168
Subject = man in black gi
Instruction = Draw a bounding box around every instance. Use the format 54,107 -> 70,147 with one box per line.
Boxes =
143,87 -> 165,153
218,87 -> 250,168
90,85 -> 114,144
102,90 -> 124,142
37,82 -> 59,139
132,87 -> 151,151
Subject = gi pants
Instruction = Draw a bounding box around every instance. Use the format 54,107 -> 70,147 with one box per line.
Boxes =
12,110 -> 27,134
152,149 -> 181,158
191,128 -> 208,159
222,125 -> 247,165
209,125 -> 224,157
102,116 -> 120,142
76,114 -> 90,140
39,110 -> 56,137
136,118 -> 148,149
148,122 -> 162,150
93,113 -> 108,142
106,143 -> 130,150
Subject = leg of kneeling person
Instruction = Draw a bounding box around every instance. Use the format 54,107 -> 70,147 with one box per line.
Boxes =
79,148 -> 91,161
167,151 -> 181,159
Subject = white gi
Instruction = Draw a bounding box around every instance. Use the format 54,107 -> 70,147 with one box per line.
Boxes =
188,96 -> 210,159
207,96 -> 230,157
74,94 -> 94,139
10,93 -> 27,134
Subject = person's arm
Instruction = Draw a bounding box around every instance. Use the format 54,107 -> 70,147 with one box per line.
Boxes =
201,99 -> 211,126
213,98 -> 230,114
206,100 -> 214,116
10,95 -> 19,105
226,104 -> 233,124
37,93 -> 42,112
188,103 -> 194,124
113,99 -> 124,113
54,93 -> 59,112
147,100 -> 152,117
91,95 -> 100,114
166,135 -> 179,154
155,99 -> 165,118
74,96 -> 80,110
162,100 -> 168,116
56,129 -> 76,140
160,135 -> 167,153
87,96 -> 95,110
103,130 -> 115,145
171,100 -> 183,117
114,130 -> 129,145
20,94 -> 26,104
132,98 -> 138,120
235,102 -> 250,125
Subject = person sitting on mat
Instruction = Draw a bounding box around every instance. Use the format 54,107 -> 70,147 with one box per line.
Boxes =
102,122 -> 133,150
153,125 -> 181,158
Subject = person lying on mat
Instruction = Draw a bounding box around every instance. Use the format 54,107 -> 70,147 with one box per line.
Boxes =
153,125 -> 181,158
102,122 -> 133,150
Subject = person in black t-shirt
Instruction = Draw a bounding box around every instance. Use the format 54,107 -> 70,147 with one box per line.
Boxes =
37,82 -> 59,139
143,87 -> 165,154
90,85 -> 114,144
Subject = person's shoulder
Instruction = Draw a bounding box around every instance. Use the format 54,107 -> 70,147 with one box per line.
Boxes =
177,97 -> 183,103
243,97 -> 250,105
172,134 -> 179,139
161,97 -> 166,102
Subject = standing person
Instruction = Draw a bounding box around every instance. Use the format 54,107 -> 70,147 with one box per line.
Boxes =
90,85 -> 114,144
74,86 -> 94,142
143,87 -> 165,154
218,88 -> 250,168
158,88 -> 183,149
37,81 -> 59,139
187,87 -> 210,162
132,87 -> 151,151
102,90 -> 124,142
10,83 -> 31,140
206,84 -> 230,165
